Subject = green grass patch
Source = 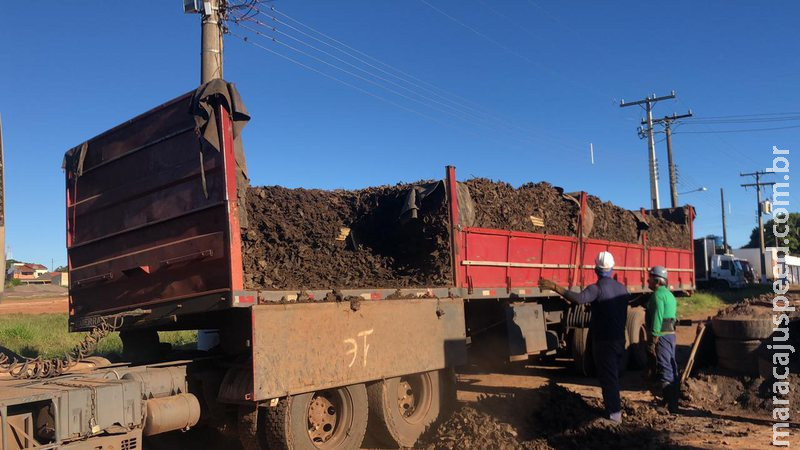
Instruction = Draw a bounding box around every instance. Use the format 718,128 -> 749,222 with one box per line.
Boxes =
0,314 -> 196,359
677,284 -> 773,319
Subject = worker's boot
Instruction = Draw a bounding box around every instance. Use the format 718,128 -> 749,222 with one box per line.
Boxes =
665,383 -> 679,413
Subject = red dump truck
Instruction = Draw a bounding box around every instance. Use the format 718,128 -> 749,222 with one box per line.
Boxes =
0,82 -> 695,450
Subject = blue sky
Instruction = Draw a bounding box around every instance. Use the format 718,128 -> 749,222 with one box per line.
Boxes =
1,1 -> 798,268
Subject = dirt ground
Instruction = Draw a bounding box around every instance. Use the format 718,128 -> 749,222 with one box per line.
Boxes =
428,305 -> 798,449
1,284 -> 68,314
7,287 -> 794,448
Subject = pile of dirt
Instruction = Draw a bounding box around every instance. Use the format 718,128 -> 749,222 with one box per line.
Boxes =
715,293 -> 800,319
242,182 -> 451,290
421,383 -> 679,449
242,178 -> 693,290
586,196 -> 640,244
463,179 -> 579,237
645,208 -> 693,250
684,372 -> 800,419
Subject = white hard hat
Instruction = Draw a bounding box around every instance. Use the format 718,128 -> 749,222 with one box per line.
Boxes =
595,251 -> 615,271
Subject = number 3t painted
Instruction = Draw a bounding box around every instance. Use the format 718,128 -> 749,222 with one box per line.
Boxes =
344,329 -> 374,368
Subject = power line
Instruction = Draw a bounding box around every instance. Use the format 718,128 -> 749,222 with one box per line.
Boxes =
689,111 -> 800,120
227,31 -> 487,138
263,5 -> 494,119
235,17 -> 560,143
237,6 -> 591,155
235,22 -> 500,132
417,0 -> 613,101
675,124 -> 800,134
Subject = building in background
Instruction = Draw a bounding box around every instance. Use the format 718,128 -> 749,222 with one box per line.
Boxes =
7,262 -> 48,280
49,271 -> 68,287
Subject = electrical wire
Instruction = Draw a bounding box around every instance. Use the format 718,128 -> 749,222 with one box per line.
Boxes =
417,0 -> 615,102
236,21 -> 495,131
227,30 -> 530,145
237,17 -> 522,134
675,124 -> 800,134
229,6 -> 593,157
253,5 -> 589,152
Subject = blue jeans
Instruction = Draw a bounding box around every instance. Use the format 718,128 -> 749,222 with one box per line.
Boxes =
656,333 -> 678,388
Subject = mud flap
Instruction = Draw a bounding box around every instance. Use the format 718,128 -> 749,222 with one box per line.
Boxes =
505,302 -> 548,361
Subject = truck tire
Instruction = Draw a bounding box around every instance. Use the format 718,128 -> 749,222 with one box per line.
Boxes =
715,338 -> 761,375
264,384 -> 368,450
366,370 -> 442,448
238,406 -> 266,450
711,317 -> 774,340
626,307 -> 647,369
571,327 -> 594,377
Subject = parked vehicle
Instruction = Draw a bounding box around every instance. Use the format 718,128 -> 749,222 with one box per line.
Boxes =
0,84 -> 695,450
732,247 -> 800,283
694,237 -> 746,288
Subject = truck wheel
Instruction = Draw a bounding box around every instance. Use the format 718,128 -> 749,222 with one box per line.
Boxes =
626,307 -> 647,369
715,338 -> 761,375
238,406 -> 266,450
366,370 -> 441,448
264,384 -> 368,450
711,317 -> 774,340
571,327 -> 594,377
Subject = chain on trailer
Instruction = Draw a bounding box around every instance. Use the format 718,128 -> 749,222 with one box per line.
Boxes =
0,309 -> 150,380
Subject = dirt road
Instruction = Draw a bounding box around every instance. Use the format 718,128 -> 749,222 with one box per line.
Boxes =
0,297 -> 68,314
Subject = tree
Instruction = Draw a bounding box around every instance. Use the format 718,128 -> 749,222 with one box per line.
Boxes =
55,266 -> 68,272
742,212 -> 800,254
4,259 -> 19,277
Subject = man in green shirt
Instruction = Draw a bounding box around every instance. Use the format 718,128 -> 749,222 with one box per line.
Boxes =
646,266 -> 679,412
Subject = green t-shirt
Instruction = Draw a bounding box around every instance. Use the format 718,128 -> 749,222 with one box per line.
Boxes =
646,285 -> 677,336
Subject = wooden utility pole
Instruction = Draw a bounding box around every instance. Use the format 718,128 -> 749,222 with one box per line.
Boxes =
720,188 -> 728,253
645,111 -> 693,208
620,91 -> 676,209
201,0 -> 224,83
741,171 -> 776,283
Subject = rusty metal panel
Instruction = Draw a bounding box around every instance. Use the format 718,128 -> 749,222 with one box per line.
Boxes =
65,91 -> 242,328
250,299 -> 466,401
506,302 -> 547,360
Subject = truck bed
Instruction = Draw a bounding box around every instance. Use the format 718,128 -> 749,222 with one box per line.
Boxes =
65,85 -> 695,331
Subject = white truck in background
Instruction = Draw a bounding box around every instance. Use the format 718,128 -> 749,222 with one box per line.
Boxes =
732,247 -> 800,283
694,237 -> 747,289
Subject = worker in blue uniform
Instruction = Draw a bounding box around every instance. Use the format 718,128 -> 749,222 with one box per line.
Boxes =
645,265 -> 679,413
540,251 -> 630,423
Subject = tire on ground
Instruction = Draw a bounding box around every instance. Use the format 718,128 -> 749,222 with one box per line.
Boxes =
238,405 -> 266,450
711,317 -> 774,340
571,327 -> 594,377
715,337 -> 761,375
366,370 -> 442,448
625,307 -> 647,369
264,384 -> 368,450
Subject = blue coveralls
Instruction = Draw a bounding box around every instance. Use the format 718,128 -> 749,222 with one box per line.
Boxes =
565,273 -> 630,415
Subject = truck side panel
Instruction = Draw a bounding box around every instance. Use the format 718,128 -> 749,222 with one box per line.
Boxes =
249,299 -> 466,401
66,92 -> 238,328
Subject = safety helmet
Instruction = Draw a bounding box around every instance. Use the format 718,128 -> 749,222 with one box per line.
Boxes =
595,251 -> 615,271
649,266 -> 668,282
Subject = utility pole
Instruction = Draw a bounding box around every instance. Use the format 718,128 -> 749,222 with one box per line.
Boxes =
620,91 -> 676,209
645,112 -> 693,208
200,0 -> 225,84
186,0 -> 226,350
720,188 -> 728,253
741,171 -> 776,283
